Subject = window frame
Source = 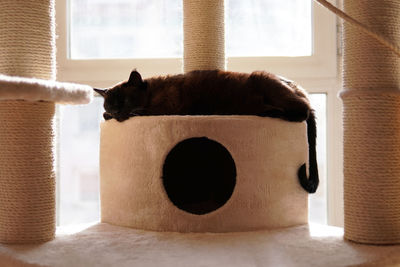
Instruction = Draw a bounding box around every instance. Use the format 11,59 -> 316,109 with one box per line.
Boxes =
56,0 -> 337,84
55,0 -> 343,227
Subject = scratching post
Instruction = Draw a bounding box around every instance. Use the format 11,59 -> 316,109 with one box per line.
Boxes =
0,78 -> 92,245
183,0 -> 225,72
340,1 -> 400,244
0,0 -> 92,243
0,0 -> 56,244
0,0 -> 55,80
0,101 -> 55,243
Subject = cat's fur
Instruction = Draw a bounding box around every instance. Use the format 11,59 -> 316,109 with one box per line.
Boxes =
94,70 -> 319,193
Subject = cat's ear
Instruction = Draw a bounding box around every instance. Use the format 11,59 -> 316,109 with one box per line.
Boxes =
128,70 -> 144,87
94,88 -> 108,97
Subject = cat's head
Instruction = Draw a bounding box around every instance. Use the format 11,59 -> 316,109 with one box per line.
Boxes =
94,70 -> 148,116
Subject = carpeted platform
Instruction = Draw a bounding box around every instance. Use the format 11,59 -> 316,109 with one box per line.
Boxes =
1,223 -> 399,267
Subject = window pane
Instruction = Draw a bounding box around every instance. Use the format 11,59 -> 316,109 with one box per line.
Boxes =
227,0 -> 312,57
58,98 -> 103,225
58,94 -> 326,226
69,0 -> 312,59
308,93 -> 327,224
69,0 -> 183,59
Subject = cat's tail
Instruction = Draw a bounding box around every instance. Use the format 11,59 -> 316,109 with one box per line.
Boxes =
297,110 -> 319,193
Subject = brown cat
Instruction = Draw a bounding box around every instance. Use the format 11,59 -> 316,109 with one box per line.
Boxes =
94,70 -> 319,193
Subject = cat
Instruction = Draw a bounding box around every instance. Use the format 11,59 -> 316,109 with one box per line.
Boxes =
94,70 -> 319,193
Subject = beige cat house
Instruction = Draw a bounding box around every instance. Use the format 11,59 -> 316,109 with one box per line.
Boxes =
100,116 -> 308,232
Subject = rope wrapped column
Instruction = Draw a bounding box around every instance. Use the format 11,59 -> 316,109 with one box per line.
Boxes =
340,0 -> 400,244
0,0 -> 56,243
0,0 -> 55,80
183,0 -> 225,72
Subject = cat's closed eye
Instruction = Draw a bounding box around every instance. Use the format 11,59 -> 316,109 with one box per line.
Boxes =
105,97 -> 122,113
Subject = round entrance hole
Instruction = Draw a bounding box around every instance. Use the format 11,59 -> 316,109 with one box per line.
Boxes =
162,137 -> 236,215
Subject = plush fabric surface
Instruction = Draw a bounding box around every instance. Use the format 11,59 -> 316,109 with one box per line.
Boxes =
0,74 -> 92,104
0,223 -> 400,267
100,116 -> 308,232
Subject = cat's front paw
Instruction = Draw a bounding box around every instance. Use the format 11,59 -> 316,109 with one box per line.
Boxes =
115,114 -> 130,122
103,112 -> 113,120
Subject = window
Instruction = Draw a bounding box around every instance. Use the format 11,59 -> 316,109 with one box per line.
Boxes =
56,0 -> 342,227
228,0 -> 312,57
69,0 -> 312,59
58,98 -> 103,225
69,0 -> 183,59
57,0 -> 337,83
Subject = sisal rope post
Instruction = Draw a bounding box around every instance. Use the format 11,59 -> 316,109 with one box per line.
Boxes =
0,101 -> 56,243
340,0 -> 400,244
0,0 -> 56,243
0,0 -> 55,80
183,0 -> 225,73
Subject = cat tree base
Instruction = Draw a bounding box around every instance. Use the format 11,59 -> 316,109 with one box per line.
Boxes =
1,223 -> 400,267
100,116 -> 308,232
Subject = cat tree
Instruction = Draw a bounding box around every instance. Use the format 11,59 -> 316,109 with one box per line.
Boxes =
100,0 -> 308,232
101,0 -> 400,241
0,0 -> 400,266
